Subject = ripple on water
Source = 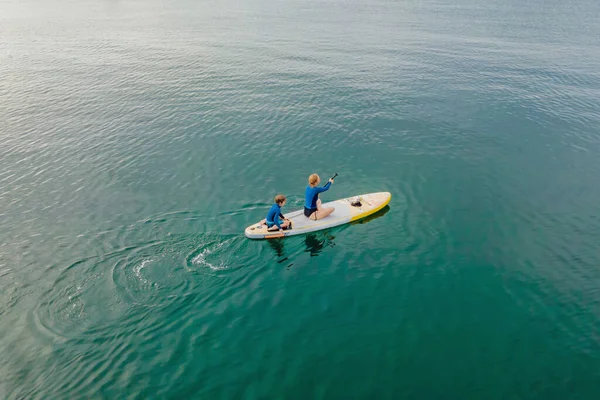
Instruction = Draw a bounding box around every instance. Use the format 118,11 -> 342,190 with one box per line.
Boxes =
109,243 -> 194,309
34,257 -> 109,341
34,239 -> 195,341
26,236 -> 203,398
185,235 -> 247,274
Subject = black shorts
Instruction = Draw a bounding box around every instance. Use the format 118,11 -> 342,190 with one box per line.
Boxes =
304,207 -> 317,218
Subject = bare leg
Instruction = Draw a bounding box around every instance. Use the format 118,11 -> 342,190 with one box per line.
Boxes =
310,207 -> 334,220
267,219 -> 291,231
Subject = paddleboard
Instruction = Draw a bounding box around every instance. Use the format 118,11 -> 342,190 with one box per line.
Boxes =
244,192 -> 391,239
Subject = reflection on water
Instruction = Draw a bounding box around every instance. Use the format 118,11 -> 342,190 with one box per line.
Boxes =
267,238 -> 285,258
304,233 -> 334,257
304,234 -> 325,257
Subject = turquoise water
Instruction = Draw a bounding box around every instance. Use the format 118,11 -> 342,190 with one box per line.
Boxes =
2,0 -> 600,398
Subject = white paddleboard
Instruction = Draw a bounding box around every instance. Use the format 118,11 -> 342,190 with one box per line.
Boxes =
244,192 -> 391,239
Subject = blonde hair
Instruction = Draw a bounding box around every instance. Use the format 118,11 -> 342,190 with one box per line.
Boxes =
274,194 -> 286,204
308,173 -> 319,186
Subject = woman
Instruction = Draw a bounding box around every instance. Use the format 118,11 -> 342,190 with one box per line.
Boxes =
304,173 -> 335,220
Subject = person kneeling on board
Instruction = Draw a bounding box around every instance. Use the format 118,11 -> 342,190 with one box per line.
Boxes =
263,194 -> 291,232
304,173 -> 334,220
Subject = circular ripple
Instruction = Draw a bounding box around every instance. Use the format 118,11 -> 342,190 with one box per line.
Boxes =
185,235 -> 246,274
34,239 -> 195,340
110,243 -> 193,307
34,256 -> 119,340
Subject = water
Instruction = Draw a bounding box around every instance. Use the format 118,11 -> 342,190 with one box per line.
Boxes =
2,0 -> 600,398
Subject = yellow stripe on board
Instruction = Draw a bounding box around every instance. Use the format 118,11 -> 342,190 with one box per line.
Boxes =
349,194 -> 392,222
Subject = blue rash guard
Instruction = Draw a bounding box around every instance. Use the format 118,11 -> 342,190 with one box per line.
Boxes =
305,181 -> 331,212
266,203 -> 285,229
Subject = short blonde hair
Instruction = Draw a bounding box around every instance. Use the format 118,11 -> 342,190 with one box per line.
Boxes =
308,173 -> 319,186
274,194 -> 286,204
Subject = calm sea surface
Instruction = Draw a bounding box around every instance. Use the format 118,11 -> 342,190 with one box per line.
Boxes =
2,0 -> 600,398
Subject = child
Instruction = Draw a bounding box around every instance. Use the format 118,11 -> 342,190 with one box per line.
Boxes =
265,194 -> 291,231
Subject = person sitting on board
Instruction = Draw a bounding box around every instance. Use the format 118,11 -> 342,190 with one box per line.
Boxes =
264,194 -> 291,231
304,173 -> 334,220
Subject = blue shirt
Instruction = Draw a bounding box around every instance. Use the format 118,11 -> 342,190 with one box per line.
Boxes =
266,203 -> 284,228
305,181 -> 331,209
